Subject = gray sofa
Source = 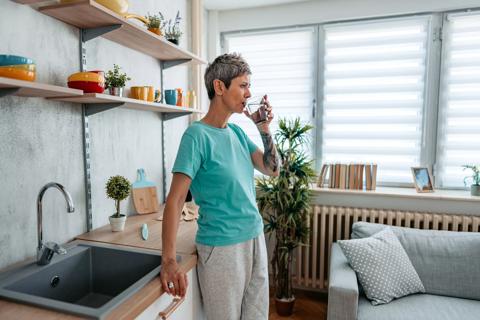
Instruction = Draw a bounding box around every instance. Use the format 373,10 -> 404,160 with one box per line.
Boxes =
327,222 -> 480,320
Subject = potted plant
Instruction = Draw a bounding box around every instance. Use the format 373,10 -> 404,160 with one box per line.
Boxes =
164,11 -> 183,45
104,64 -> 131,97
463,164 -> 480,196
256,118 -> 316,316
106,175 -> 131,232
144,11 -> 165,36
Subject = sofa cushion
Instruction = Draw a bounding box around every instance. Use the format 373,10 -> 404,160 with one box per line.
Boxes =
357,293 -> 480,320
352,222 -> 480,301
338,228 -> 425,305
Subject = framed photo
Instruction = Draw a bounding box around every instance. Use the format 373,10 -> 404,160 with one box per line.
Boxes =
411,167 -> 434,193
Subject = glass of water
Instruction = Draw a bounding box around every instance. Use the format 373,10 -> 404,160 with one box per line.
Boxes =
245,94 -> 268,124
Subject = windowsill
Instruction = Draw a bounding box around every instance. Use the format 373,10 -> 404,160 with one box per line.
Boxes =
311,186 -> 480,203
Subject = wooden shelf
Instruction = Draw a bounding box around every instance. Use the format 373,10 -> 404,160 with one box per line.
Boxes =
37,0 -> 206,65
49,93 -> 201,114
0,76 -> 83,98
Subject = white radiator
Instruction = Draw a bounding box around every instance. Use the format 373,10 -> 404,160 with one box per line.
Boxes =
294,205 -> 480,291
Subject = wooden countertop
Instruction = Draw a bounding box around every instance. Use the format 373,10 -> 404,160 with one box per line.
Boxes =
0,213 -> 198,319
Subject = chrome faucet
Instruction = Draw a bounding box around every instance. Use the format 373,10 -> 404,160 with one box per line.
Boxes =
36,182 -> 75,265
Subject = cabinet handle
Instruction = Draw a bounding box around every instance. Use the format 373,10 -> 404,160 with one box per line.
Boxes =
158,296 -> 185,319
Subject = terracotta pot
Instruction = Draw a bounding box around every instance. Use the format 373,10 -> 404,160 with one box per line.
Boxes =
275,297 -> 295,316
148,27 -> 162,36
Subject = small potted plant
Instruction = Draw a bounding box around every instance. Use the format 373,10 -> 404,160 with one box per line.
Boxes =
144,11 -> 165,36
104,64 -> 131,97
463,164 -> 480,196
106,175 -> 131,231
164,11 -> 183,45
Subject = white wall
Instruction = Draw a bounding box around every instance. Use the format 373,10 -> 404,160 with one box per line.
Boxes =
0,0 -> 193,269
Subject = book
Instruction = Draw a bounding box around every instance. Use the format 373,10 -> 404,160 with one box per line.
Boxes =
348,164 -> 355,189
329,164 -> 335,188
317,164 -> 328,188
358,164 -> 365,190
365,164 -> 372,190
371,164 -> 378,190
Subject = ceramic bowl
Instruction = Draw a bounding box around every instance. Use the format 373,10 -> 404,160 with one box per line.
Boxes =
0,64 -> 36,72
0,55 -> 34,66
68,81 -> 104,93
0,67 -> 36,81
68,72 -> 104,83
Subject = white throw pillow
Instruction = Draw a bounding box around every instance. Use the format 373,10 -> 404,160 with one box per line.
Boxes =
338,227 -> 425,305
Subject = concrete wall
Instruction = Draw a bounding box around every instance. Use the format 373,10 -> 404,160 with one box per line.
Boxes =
0,0 -> 192,269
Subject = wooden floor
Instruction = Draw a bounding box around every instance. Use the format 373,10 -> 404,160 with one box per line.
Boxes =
269,290 -> 328,320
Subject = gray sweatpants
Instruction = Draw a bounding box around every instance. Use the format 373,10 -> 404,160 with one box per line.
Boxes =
196,234 -> 269,320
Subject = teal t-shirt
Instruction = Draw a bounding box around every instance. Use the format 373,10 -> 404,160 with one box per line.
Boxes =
172,121 -> 263,246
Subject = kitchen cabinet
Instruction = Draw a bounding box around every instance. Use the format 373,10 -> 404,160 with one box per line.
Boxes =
136,268 -> 205,320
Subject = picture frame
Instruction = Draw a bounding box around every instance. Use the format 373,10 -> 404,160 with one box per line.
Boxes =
411,167 -> 434,193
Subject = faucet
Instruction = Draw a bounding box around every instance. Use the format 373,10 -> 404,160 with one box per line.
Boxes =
36,182 -> 75,265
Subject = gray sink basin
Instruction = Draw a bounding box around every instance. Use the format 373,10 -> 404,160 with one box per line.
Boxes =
0,241 -> 172,319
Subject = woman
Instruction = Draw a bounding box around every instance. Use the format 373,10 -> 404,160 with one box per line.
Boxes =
160,53 -> 280,320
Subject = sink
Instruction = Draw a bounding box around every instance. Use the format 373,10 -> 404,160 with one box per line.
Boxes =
0,241 -> 174,319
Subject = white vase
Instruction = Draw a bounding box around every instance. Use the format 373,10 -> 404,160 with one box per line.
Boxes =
109,215 -> 127,232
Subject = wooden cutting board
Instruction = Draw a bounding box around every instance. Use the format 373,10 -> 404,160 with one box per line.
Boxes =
132,168 -> 160,214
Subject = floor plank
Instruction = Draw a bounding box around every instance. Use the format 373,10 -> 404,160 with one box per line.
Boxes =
269,290 -> 328,320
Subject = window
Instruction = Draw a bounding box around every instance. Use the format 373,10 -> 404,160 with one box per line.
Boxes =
437,11 -> 480,188
321,17 -> 431,184
223,28 -> 316,150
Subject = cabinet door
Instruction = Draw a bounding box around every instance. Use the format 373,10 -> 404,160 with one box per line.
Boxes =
136,268 -> 205,320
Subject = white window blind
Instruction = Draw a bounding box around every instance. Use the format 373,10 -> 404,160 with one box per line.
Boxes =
224,28 -> 315,151
321,17 -> 430,184
437,12 -> 480,188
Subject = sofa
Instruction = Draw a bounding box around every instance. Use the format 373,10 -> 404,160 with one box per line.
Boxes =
327,222 -> 480,320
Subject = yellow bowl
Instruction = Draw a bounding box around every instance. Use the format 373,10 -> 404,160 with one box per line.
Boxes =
0,64 -> 35,72
68,72 -> 104,83
0,68 -> 35,81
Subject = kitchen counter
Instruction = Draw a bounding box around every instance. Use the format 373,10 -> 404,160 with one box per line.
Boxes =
0,213 -> 198,319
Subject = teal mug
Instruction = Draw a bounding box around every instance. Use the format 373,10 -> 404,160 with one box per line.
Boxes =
164,89 -> 177,105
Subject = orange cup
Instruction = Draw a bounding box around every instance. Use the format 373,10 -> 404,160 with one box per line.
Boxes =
146,86 -> 154,102
130,86 -> 148,100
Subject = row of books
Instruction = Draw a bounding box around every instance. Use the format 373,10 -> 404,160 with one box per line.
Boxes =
317,163 -> 378,190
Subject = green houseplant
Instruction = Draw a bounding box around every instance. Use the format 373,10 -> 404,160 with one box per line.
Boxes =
144,11 -> 165,36
104,64 -> 131,97
106,175 -> 131,231
462,164 -> 480,196
164,11 -> 183,45
256,118 -> 316,316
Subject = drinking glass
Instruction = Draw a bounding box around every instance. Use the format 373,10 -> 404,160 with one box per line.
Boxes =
245,94 -> 268,123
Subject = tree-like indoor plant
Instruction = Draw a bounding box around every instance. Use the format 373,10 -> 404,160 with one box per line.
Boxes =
256,117 -> 316,316
106,175 -> 131,232
463,164 -> 480,196
164,11 -> 183,45
144,11 -> 165,36
104,64 -> 131,97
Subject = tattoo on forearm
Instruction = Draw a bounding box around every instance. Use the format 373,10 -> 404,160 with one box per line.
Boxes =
260,131 -> 280,172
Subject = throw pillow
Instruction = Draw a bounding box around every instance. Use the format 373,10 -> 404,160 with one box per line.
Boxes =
338,227 -> 425,305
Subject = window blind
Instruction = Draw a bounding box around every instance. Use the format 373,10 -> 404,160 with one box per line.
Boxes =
224,28 -> 315,151
437,12 -> 480,188
321,17 -> 430,184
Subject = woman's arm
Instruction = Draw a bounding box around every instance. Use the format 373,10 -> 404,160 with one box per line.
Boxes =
160,173 -> 192,297
251,123 -> 280,177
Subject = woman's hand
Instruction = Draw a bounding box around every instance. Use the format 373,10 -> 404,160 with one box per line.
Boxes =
160,258 -> 188,297
244,95 -> 275,130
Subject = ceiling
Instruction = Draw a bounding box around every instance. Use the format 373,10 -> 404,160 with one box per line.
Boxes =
203,0 -> 312,11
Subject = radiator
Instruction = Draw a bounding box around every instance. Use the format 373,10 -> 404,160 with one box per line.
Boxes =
294,205 -> 480,291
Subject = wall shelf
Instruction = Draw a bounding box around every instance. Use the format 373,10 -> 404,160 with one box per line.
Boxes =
37,0 -> 207,65
49,93 -> 200,116
0,76 -> 83,98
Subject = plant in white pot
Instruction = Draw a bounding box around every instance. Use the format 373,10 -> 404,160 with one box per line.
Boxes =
463,164 -> 480,196
106,175 -> 131,231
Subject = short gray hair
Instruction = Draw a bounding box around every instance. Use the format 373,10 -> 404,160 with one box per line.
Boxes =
204,53 -> 251,100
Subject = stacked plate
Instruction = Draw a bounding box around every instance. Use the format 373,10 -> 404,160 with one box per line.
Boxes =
67,71 -> 105,93
0,55 -> 36,82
